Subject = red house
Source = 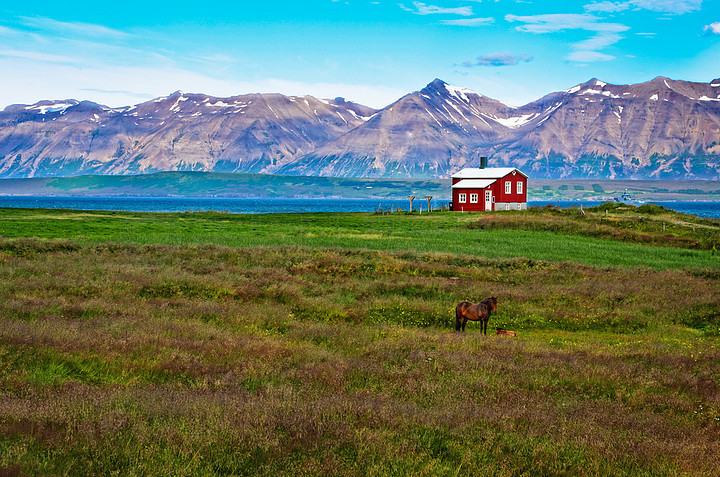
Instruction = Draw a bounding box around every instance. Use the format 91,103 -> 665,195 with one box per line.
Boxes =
451,165 -> 528,212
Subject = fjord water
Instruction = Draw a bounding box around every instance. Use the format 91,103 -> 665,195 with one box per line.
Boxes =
0,196 -> 719,219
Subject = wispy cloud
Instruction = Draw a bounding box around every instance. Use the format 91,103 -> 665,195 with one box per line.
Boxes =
630,0 -> 701,14
399,2 -> 474,16
506,13 -> 628,34
440,17 -> 495,26
584,1 -> 631,12
506,13 -> 628,62
18,16 -> 130,39
704,22 -> 720,34
461,52 -> 533,67
0,49 -> 79,64
566,50 -> 615,62
573,32 -> 624,50
584,0 -> 702,14
0,54 -> 406,109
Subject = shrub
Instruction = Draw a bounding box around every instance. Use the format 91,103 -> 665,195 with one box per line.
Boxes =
636,203 -> 668,215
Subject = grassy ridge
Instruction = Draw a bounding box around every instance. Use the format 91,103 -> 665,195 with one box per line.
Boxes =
1,207 -> 719,475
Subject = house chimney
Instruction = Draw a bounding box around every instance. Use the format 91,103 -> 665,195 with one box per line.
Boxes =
480,156 -> 487,169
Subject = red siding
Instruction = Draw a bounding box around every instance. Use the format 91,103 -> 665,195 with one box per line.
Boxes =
495,172 -> 527,203
452,188 -> 490,211
451,170 -> 527,211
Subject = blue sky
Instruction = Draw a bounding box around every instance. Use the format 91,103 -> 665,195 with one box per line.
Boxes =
1,0 -> 719,109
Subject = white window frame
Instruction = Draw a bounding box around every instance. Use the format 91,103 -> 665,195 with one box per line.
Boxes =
458,193 -> 466,203
470,193 -> 478,203
517,181 -> 523,194
505,181 -> 511,194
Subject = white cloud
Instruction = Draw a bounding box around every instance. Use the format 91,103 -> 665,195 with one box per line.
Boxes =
401,2 -> 474,16
506,13 -> 628,33
0,58 -> 405,110
0,49 -> 79,64
566,50 -> 615,62
572,32 -> 624,50
584,2 -> 631,12
630,0 -> 701,14
705,22 -> 720,34
440,17 -> 495,26
585,0 -> 702,14
461,52 -> 533,67
18,16 -> 130,39
506,13 -> 628,62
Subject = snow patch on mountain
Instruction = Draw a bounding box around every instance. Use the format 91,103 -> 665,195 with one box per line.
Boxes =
444,83 -> 479,103
486,113 -> 537,129
26,102 -> 76,114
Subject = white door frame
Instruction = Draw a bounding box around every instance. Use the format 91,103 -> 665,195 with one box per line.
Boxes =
485,190 -> 492,211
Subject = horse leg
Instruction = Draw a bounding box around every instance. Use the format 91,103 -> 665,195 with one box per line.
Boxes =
461,317 -> 467,332
455,310 -> 461,332
483,318 -> 487,335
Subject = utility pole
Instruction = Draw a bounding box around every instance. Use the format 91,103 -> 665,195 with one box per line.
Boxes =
424,196 -> 433,213
407,196 -> 415,213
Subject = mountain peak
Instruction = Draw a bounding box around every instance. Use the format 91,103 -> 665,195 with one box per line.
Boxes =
565,78 -> 608,94
420,78 -> 482,101
647,76 -> 673,86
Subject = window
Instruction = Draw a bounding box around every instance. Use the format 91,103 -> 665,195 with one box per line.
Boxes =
505,204 -> 510,210
458,193 -> 466,203
517,181 -> 523,194
470,193 -> 478,203
505,181 -> 511,194
517,203 -> 522,210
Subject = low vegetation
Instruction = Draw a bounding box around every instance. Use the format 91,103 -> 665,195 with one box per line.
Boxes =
1,207 -> 719,475
470,202 -> 720,250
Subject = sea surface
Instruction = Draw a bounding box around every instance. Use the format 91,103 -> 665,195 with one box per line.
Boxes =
0,196 -> 719,219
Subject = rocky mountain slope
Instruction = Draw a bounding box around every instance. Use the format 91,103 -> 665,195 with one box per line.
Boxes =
0,92 -> 375,178
282,77 -> 720,179
1,77 -> 720,179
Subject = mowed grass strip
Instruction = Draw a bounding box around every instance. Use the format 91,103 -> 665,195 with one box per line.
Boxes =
0,239 -> 719,475
0,207 -> 718,269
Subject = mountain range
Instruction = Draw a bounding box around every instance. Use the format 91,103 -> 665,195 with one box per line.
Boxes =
1,76 -> 720,179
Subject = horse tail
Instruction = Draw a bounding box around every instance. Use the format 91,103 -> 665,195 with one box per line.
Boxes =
455,306 -> 462,331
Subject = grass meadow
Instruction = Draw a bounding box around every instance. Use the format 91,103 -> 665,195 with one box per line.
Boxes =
1,205 -> 719,476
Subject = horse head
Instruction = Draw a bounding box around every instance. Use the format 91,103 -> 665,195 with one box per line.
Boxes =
488,296 -> 498,312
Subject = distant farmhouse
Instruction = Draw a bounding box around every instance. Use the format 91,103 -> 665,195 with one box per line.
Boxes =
451,158 -> 528,212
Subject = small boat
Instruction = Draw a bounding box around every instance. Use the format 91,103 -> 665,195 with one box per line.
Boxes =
614,189 -> 644,204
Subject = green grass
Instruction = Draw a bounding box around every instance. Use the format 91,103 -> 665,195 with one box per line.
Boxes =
0,207 -> 718,269
0,207 -> 719,475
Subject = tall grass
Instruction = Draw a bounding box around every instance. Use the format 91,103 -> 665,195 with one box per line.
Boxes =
1,237 -> 719,475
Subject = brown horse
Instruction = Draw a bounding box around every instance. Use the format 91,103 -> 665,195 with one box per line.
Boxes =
455,297 -> 497,333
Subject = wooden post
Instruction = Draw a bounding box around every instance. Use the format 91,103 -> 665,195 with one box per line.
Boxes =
407,196 -> 415,213
424,195 -> 433,213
